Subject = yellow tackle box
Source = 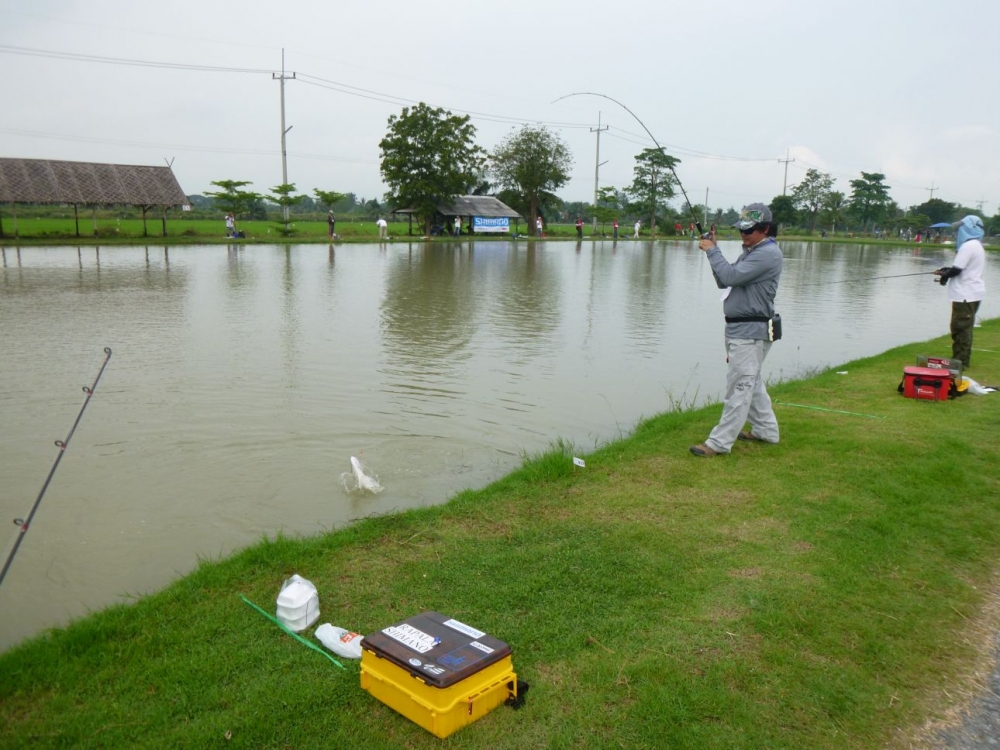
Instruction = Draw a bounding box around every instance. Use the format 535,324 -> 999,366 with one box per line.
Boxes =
360,611 -> 519,739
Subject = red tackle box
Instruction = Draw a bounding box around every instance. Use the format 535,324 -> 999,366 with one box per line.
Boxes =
901,366 -> 952,401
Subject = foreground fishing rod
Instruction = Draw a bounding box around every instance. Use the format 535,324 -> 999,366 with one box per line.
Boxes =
552,91 -> 705,235
0,347 -> 112,587
798,271 -> 937,287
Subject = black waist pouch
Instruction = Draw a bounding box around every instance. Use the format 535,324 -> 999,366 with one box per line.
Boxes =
724,313 -> 782,342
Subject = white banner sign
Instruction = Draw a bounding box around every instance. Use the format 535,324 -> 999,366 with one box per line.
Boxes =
473,216 -> 509,233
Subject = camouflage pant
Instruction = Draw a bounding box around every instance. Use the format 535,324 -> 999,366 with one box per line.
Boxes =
951,300 -> 980,369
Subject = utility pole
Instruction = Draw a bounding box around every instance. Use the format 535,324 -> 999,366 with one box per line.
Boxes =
272,49 -> 296,220
703,187 -> 709,229
925,181 -> 937,201
590,112 -> 608,233
779,148 -> 795,195
976,198 -> 988,214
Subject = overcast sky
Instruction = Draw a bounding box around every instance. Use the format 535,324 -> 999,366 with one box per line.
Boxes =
3,0 -> 998,215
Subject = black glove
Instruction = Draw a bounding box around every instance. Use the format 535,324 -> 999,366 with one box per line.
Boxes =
937,266 -> 961,285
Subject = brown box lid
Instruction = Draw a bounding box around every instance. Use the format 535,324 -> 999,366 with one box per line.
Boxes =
361,611 -> 512,688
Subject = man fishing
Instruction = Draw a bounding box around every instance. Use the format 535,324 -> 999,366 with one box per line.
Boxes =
690,203 -> 783,458
934,215 -> 986,369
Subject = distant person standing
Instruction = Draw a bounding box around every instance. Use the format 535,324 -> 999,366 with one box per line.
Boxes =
613,218 -> 619,239
225,213 -> 235,238
536,216 -> 543,237
454,216 -> 462,236
634,220 -> 641,238
934,215 -> 986,368
576,216 -> 583,239
376,217 -> 388,239
327,211 -> 336,240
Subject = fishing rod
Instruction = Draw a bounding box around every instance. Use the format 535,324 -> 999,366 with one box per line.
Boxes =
0,347 -> 112,588
552,92 -> 705,235
797,271 -> 937,287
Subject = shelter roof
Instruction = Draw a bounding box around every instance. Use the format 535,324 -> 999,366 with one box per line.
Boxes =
438,195 -> 522,219
392,195 -> 522,219
0,157 -> 189,206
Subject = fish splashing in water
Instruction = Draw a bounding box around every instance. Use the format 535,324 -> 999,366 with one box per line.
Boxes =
344,455 -> 383,494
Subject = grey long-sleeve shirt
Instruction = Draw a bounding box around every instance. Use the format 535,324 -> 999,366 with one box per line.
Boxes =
706,238 -> 783,340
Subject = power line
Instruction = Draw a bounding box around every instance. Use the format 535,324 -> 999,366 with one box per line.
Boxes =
0,127 -> 376,164
0,44 -> 273,74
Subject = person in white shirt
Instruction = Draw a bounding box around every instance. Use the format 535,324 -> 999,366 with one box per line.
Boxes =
633,220 -> 641,238
934,215 -> 986,368
376,217 -> 388,239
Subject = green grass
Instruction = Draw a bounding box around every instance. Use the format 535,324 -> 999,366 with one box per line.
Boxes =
2,326 -> 1000,748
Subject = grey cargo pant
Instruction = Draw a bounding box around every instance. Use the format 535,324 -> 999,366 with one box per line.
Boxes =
705,338 -> 779,454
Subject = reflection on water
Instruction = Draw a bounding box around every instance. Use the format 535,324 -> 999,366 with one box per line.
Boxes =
0,239 -> 996,651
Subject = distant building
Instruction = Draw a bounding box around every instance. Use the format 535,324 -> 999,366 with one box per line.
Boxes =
393,195 -> 523,236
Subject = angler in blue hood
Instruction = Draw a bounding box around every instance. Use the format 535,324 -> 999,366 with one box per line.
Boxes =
934,215 -> 986,368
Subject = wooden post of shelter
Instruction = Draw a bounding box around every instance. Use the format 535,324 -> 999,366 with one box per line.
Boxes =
92,206 -> 98,237
161,206 -> 168,237
74,204 -> 80,238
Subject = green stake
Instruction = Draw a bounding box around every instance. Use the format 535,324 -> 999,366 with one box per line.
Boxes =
240,594 -> 346,670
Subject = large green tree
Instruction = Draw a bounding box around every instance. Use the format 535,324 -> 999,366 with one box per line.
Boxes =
769,195 -> 798,228
626,148 -> 678,234
848,172 -> 892,233
790,168 -> 835,234
490,124 -> 572,233
379,103 -> 486,234
910,198 -> 957,225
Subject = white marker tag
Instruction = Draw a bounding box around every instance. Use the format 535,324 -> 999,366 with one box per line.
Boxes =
573,457 -> 586,468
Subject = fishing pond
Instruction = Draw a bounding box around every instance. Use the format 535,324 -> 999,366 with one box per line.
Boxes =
0,239 -> 996,650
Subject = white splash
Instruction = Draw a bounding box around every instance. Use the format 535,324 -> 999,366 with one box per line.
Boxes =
343,455 -> 383,494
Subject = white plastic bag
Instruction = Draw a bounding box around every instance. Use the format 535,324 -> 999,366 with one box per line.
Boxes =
962,376 -> 995,395
315,624 -> 364,659
275,574 -> 320,633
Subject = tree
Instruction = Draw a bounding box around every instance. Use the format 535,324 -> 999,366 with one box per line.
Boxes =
848,172 -> 891,234
790,168 -> 834,234
490,124 -> 572,233
267,183 -> 304,236
910,198 -> 957,225
820,191 -> 847,234
592,186 -> 622,235
769,195 -> 798,228
313,189 -> 345,214
626,148 -> 678,234
379,102 -> 486,234
205,180 -> 262,222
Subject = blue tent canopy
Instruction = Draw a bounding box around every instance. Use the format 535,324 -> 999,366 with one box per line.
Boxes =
929,222 -> 953,228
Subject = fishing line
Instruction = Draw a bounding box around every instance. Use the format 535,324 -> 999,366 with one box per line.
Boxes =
552,92 -> 705,234
0,347 -> 113,587
796,271 -> 936,287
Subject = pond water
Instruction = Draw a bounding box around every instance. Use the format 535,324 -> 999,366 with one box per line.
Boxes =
0,239 -> 995,651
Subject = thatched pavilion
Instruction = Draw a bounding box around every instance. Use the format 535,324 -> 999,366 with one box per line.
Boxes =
0,157 -> 189,238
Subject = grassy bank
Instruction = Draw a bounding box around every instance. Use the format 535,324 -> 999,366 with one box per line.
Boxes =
2,325 -> 1000,748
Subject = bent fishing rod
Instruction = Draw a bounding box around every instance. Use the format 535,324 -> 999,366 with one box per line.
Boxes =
552,92 -> 705,235
0,347 -> 112,588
